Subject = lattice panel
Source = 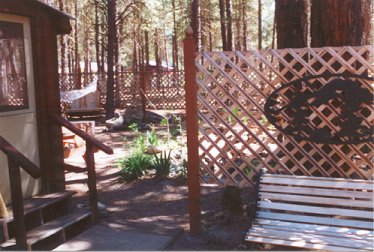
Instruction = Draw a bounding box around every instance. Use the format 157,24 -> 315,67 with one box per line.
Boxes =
195,46 -> 373,187
144,71 -> 186,109
59,71 -> 185,110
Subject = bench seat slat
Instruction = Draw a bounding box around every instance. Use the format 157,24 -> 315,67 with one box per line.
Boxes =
246,174 -> 374,251
245,236 -> 357,251
258,192 -> 373,208
260,177 -> 373,190
260,184 -> 373,199
258,201 -> 373,219
246,226 -> 373,250
256,222 -> 373,240
258,211 -> 373,230
256,219 -> 374,238
262,174 -> 374,183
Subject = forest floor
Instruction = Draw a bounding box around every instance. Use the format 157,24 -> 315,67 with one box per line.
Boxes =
63,110 -> 260,250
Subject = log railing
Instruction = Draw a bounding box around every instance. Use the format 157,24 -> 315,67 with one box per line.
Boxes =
50,115 -> 113,223
0,136 -> 42,250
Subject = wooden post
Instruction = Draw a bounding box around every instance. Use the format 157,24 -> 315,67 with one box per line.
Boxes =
85,143 -> 99,223
8,160 -> 27,250
183,27 -> 202,235
140,65 -> 147,122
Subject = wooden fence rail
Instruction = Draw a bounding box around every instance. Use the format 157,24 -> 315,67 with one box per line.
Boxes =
59,71 -> 185,110
187,46 -> 373,188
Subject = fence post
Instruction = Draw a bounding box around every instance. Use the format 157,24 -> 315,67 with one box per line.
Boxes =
183,27 -> 202,235
140,66 -> 147,122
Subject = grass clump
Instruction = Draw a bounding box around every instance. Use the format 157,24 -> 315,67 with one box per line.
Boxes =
116,152 -> 153,182
153,150 -> 172,178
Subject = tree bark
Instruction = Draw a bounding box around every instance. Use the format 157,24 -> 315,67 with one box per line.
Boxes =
74,1 -> 81,88
191,0 -> 201,51
172,0 -> 179,69
219,0 -> 227,51
58,0 -> 66,74
225,0 -> 233,51
106,0 -> 116,119
144,30 -> 150,67
275,0 -> 308,49
242,0 -> 247,51
94,0 -> 101,72
154,28 -> 161,71
311,0 -> 372,47
258,0 -> 262,49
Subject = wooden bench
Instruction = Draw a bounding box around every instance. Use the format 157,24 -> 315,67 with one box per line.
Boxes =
245,170 -> 374,251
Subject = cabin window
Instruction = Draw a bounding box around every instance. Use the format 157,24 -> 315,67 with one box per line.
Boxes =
0,20 -> 29,112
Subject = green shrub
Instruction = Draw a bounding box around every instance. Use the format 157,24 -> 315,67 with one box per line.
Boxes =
221,186 -> 243,215
153,150 -> 172,178
116,152 -> 153,181
129,123 -> 139,132
146,129 -> 159,146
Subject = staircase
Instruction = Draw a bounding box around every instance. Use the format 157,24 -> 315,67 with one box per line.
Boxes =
0,116 -> 113,250
0,191 -> 92,250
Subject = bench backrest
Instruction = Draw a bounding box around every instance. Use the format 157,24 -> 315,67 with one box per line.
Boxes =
256,174 -> 374,230
70,91 -> 101,110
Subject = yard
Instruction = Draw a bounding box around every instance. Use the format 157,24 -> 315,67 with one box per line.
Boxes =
63,110 -> 255,250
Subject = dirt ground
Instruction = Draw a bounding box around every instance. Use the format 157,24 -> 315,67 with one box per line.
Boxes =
63,111 -> 256,251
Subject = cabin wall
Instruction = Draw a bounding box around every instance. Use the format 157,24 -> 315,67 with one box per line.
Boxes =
0,0 -> 69,202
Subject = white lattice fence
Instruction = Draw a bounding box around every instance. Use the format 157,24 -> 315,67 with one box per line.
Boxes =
195,46 -> 373,187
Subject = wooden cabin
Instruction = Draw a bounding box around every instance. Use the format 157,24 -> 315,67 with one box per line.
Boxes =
0,0 -> 112,250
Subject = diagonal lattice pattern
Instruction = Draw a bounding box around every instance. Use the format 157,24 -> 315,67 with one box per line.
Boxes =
195,46 -> 373,187
59,71 -> 185,110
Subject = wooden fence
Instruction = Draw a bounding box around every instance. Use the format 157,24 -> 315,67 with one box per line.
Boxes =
59,70 -> 185,110
186,45 -> 373,188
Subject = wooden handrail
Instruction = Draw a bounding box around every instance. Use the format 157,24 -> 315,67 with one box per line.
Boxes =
0,136 -> 42,250
51,113 -> 113,223
50,114 -> 113,154
0,136 -> 41,179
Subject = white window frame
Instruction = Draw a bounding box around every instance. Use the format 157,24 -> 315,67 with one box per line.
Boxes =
0,13 -> 36,117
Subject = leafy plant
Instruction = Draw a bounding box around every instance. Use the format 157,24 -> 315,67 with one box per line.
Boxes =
146,128 -> 159,146
153,150 -> 172,178
221,186 -> 243,215
134,134 -> 146,152
228,107 -> 240,123
128,123 -> 139,133
116,152 -> 153,182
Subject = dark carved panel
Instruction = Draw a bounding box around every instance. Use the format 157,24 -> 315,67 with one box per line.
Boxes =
264,73 -> 373,144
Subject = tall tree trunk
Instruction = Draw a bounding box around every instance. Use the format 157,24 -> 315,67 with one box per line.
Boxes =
132,30 -> 138,71
163,28 -> 169,69
94,0 -> 101,72
100,21 -> 106,73
236,0 -> 242,51
242,0 -> 247,51
67,38 -> 72,74
172,0 -> 179,69
58,0 -> 66,74
106,0 -> 116,119
154,28 -> 161,71
191,0 -> 201,51
258,0 -> 262,49
311,0 -> 372,47
144,30 -> 150,67
74,1 -> 81,88
225,0 -> 233,51
275,0 -> 308,49
219,0 -> 227,51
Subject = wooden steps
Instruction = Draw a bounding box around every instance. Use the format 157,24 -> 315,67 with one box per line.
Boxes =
6,191 -> 74,221
0,191 -> 93,250
1,209 -> 91,251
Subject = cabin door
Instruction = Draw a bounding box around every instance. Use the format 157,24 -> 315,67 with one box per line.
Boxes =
0,14 -> 41,205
